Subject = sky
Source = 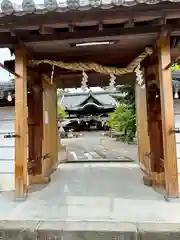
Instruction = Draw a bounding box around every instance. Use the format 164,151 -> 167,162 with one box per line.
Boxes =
0,48 -> 15,83
0,48 -> 104,92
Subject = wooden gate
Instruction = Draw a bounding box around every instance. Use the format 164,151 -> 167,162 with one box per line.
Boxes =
135,83 -> 151,175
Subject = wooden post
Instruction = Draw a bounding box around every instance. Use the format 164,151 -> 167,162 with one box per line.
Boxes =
157,37 -> 179,198
15,45 -> 28,198
135,83 -> 151,176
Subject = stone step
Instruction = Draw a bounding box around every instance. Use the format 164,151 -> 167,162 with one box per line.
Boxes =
0,220 -> 180,240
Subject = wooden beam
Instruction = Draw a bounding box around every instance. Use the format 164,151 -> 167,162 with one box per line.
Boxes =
164,54 -> 180,70
98,22 -> 103,31
157,37 -> 179,198
15,45 -> 28,199
17,25 -> 161,43
0,62 -> 20,78
55,72 -> 135,88
68,24 -> 74,33
124,19 -> 134,28
0,24 -> 161,47
3,20 -> 180,48
10,31 -> 34,60
39,25 -> 55,35
159,25 -> 172,41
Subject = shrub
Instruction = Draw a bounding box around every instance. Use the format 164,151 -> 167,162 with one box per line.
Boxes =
107,85 -> 136,143
57,104 -> 67,120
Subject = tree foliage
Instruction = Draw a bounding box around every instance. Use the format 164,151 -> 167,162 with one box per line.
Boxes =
171,64 -> 180,71
57,88 -> 68,120
57,104 -> 67,120
107,85 -> 136,143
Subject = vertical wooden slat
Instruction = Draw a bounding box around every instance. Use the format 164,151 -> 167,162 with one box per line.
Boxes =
158,37 -> 179,197
15,45 -> 28,198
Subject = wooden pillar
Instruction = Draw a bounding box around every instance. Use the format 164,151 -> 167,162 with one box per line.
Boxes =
157,37 -> 179,197
135,83 -> 151,176
15,45 -> 28,198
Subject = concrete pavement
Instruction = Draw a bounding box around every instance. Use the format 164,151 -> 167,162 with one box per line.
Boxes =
5,162 -> 180,223
0,163 -> 180,238
0,132 -> 180,239
101,136 -> 139,163
62,132 -> 135,162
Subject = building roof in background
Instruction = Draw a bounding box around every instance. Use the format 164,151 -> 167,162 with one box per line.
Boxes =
61,90 -> 118,109
0,0 -> 177,17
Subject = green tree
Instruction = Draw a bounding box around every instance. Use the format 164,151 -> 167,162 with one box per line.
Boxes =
171,64 -> 180,71
57,88 -> 68,121
111,85 -> 135,109
107,85 -> 136,143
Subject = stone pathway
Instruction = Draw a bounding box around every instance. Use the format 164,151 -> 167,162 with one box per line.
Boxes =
62,134 -> 133,163
101,136 -> 139,163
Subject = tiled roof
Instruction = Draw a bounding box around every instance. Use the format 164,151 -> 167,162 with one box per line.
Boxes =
61,90 -> 118,108
0,0 -> 179,17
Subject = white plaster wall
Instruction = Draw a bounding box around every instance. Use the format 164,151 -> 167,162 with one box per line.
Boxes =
173,99 -> 180,192
0,107 -> 15,191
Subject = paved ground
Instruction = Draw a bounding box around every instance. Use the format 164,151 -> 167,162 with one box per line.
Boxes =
1,132 -> 180,238
63,132 -> 133,162
101,135 -> 139,163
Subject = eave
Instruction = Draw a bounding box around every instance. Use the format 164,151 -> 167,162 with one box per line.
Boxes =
65,102 -> 116,111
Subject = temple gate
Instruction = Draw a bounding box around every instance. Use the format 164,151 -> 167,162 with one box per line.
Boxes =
0,0 -> 179,199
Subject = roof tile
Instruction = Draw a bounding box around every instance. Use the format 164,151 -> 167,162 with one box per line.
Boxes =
0,0 -> 179,16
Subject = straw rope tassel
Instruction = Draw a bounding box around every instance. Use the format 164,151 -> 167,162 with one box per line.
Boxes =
127,47 -> 153,70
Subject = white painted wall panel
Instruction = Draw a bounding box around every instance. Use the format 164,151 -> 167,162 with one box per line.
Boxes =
0,146 -> 14,160
0,133 -> 15,147
0,107 -> 15,191
0,160 -> 14,173
173,100 -> 180,193
175,132 -> 180,143
0,107 -> 15,119
0,120 -> 15,133
0,174 -> 14,191
175,115 -> 180,128
176,144 -> 180,159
